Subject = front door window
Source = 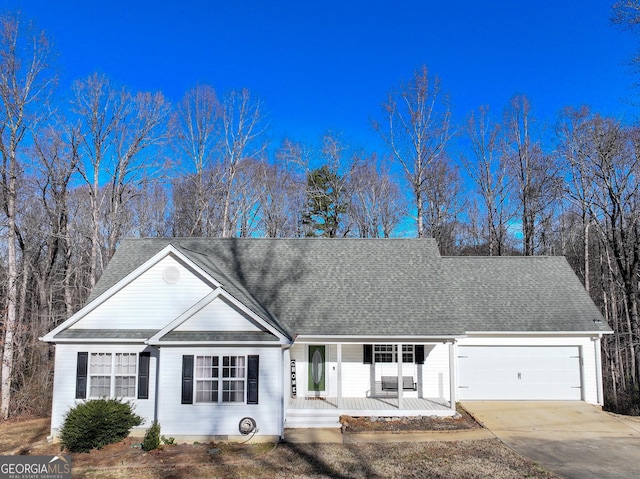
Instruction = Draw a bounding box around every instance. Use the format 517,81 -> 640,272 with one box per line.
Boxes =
308,345 -> 325,392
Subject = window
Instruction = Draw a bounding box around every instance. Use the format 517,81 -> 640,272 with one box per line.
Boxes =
373,345 -> 414,363
222,356 -> 246,403
193,355 -> 246,403
401,345 -> 414,363
374,345 -> 394,363
115,353 -> 137,397
183,354 -> 259,405
195,356 -> 219,403
88,353 -> 138,398
89,353 -> 112,397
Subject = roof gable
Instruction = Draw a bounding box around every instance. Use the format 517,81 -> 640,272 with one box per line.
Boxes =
68,254 -> 214,331
147,288 -> 288,344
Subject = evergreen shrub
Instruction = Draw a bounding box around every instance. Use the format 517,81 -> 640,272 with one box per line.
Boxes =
60,398 -> 143,453
142,422 -> 161,451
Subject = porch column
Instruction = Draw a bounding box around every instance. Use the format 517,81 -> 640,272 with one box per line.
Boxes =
397,342 -> 403,410
449,341 -> 456,411
337,343 -> 343,408
594,336 -> 603,405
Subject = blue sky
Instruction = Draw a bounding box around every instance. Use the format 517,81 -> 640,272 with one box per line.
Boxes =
3,0 -> 638,151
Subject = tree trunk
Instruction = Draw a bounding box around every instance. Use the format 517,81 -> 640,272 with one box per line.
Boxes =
1,154 -> 17,419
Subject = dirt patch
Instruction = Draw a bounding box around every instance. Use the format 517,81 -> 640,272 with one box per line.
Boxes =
2,416 -> 559,478
0,417 -> 50,454
27,438 -> 558,479
340,407 -> 482,433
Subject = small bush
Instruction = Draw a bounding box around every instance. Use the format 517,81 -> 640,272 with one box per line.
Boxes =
60,399 -> 143,453
161,435 -> 175,445
142,422 -> 161,451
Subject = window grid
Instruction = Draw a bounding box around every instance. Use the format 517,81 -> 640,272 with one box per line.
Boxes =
194,356 -> 247,403
402,345 -> 414,363
374,345 -> 394,363
195,356 -> 219,403
373,345 -> 414,363
89,353 -> 138,398
115,353 -> 137,397
222,356 -> 246,403
89,353 -> 112,398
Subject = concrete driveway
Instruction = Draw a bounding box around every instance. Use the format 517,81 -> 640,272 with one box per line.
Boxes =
462,401 -> 640,479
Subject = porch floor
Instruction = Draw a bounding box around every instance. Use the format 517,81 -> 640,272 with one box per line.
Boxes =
288,396 -> 451,412
286,396 -> 453,428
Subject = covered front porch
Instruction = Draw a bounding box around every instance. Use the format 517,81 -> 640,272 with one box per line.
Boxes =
285,337 -> 458,428
286,396 -> 452,428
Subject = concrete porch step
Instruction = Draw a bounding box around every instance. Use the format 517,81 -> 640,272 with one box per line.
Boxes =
285,413 -> 341,428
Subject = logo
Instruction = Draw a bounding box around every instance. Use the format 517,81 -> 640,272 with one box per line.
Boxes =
0,455 -> 72,479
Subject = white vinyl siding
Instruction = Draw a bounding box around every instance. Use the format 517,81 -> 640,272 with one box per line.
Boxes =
69,256 -> 213,330
158,347 -> 282,437
175,297 -> 262,332
50,344 -> 157,438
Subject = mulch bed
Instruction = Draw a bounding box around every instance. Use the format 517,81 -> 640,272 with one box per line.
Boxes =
340,407 -> 482,433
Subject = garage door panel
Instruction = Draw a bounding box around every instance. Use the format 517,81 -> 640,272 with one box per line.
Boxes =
458,346 -> 582,400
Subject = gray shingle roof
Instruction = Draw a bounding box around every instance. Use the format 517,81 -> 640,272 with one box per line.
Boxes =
87,238 -> 610,337
55,329 -> 160,340
159,331 -> 279,342
443,256 -> 609,332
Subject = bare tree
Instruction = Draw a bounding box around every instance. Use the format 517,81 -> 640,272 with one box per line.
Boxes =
0,13 -> 55,419
556,106 -> 596,289
73,74 -> 169,285
220,89 -> 266,237
169,84 -> 222,236
422,155 -> 464,255
260,139 -> 307,237
462,106 -> 513,255
612,1 -> 640,77
348,154 -> 404,238
374,65 -> 453,237
503,95 -> 560,255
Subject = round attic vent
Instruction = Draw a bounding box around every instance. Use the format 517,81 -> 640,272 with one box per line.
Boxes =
162,266 -> 181,284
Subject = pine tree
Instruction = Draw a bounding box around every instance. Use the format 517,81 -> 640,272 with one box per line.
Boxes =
301,165 -> 347,237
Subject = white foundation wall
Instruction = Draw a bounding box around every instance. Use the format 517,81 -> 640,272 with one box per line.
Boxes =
50,344 -> 158,438
456,335 -> 602,404
157,346 -> 282,438
287,343 -> 452,402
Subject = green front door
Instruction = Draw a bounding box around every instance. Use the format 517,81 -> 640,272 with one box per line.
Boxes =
308,345 -> 325,392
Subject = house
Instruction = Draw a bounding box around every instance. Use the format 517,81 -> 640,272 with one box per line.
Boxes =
42,238 -> 611,441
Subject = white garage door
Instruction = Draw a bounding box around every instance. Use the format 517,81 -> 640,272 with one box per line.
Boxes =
458,346 -> 582,400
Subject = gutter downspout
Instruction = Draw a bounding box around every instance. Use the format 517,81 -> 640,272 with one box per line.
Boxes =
594,334 -> 604,405
281,341 -> 294,440
449,340 -> 457,411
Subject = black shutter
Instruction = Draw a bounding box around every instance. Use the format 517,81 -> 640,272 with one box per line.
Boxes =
75,352 -> 88,399
415,345 -> 425,364
247,355 -> 259,404
138,352 -> 151,400
181,355 -> 194,404
363,345 -> 373,364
